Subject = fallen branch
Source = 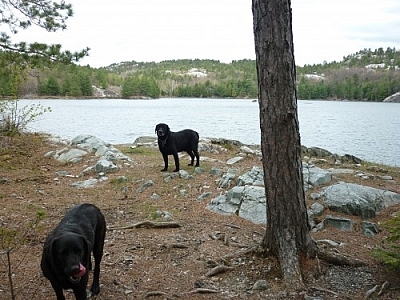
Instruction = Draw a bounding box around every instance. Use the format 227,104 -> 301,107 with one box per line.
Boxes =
144,291 -> 168,298
108,221 -> 181,230
224,223 -> 241,229
206,265 -> 234,277
187,288 -> 219,294
161,243 -> 189,249
310,286 -> 354,300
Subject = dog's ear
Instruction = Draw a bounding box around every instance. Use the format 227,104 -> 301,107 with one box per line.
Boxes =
80,235 -> 92,262
155,124 -> 159,134
49,236 -> 62,265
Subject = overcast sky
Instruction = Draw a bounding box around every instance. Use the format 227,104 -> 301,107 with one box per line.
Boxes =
12,0 -> 400,68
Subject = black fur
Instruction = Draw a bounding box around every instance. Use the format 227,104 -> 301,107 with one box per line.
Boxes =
41,203 -> 106,300
155,123 -> 200,172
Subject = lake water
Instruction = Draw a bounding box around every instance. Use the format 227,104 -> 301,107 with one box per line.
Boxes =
19,98 -> 400,167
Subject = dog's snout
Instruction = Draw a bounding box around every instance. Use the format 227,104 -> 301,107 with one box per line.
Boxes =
70,265 -> 80,275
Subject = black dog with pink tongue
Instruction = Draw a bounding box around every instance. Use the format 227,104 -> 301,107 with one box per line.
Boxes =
41,204 -> 106,300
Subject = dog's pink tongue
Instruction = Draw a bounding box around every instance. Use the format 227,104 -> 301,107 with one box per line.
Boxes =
75,263 -> 86,277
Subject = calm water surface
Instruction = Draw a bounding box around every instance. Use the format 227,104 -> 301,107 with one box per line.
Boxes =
20,98 -> 400,166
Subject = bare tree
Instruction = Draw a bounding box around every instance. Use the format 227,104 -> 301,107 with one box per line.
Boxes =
252,0 -> 316,289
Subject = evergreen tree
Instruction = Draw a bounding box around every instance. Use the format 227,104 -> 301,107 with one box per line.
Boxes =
0,0 -> 89,64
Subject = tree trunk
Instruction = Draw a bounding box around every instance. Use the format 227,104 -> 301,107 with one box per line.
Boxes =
252,0 -> 316,290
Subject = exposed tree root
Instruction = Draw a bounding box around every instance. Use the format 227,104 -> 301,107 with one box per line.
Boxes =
221,244 -> 262,260
108,221 -> 181,230
316,247 -> 366,267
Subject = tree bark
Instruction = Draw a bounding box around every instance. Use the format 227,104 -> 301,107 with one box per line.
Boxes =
252,0 -> 316,290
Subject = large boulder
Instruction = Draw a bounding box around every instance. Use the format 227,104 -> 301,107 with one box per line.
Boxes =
207,164 -> 333,224
321,182 -> 400,218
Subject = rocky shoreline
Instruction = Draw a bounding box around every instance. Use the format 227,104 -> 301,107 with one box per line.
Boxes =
43,134 -> 400,237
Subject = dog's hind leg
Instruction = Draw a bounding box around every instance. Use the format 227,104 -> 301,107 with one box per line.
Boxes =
187,151 -> 195,166
194,151 -> 200,167
194,150 -> 200,167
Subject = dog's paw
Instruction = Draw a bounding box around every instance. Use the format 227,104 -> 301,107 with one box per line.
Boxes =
90,284 -> 100,295
173,169 -> 179,172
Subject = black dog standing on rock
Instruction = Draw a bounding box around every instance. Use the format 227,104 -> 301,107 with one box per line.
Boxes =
41,203 -> 106,300
155,123 -> 200,172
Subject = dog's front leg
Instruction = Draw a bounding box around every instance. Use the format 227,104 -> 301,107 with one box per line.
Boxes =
50,281 -> 65,300
73,286 -> 89,300
172,152 -> 180,172
161,154 -> 169,171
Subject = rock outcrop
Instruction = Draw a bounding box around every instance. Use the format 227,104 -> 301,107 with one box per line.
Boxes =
383,92 -> 400,102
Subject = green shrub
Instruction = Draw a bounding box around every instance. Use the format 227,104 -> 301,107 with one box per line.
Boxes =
373,211 -> 400,270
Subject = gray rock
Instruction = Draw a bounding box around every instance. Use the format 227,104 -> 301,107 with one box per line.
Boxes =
326,168 -> 355,174
95,145 -> 132,161
303,163 -> 332,190
196,192 -> 212,201
209,167 -> 223,176
238,186 -> 266,224
136,180 -> 154,193
55,148 -> 88,163
94,158 -> 119,173
362,221 -> 381,237
322,182 -> 400,218
240,145 -> 261,156
71,134 -> 108,152
179,169 -> 192,179
44,150 -> 56,158
383,91 -> 400,102
206,190 -> 241,216
132,136 -> 157,146
155,210 -> 173,221
324,215 -> 354,231
252,279 -> 271,291
206,185 -> 266,224
309,202 -> 324,216
150,192 -> 160,200
227,156 -> 244,165
237,166 -> 264,187
194,167 -> 204,174
218,169 -> 237,188
71,177 -> 107,188
303,146 -> 333,157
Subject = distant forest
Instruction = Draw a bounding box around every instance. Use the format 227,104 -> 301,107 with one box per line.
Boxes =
1,47 -> 400,101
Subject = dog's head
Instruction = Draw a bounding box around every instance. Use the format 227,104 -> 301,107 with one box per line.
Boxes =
155,123 -> 170,139
50,232 -> 90,284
